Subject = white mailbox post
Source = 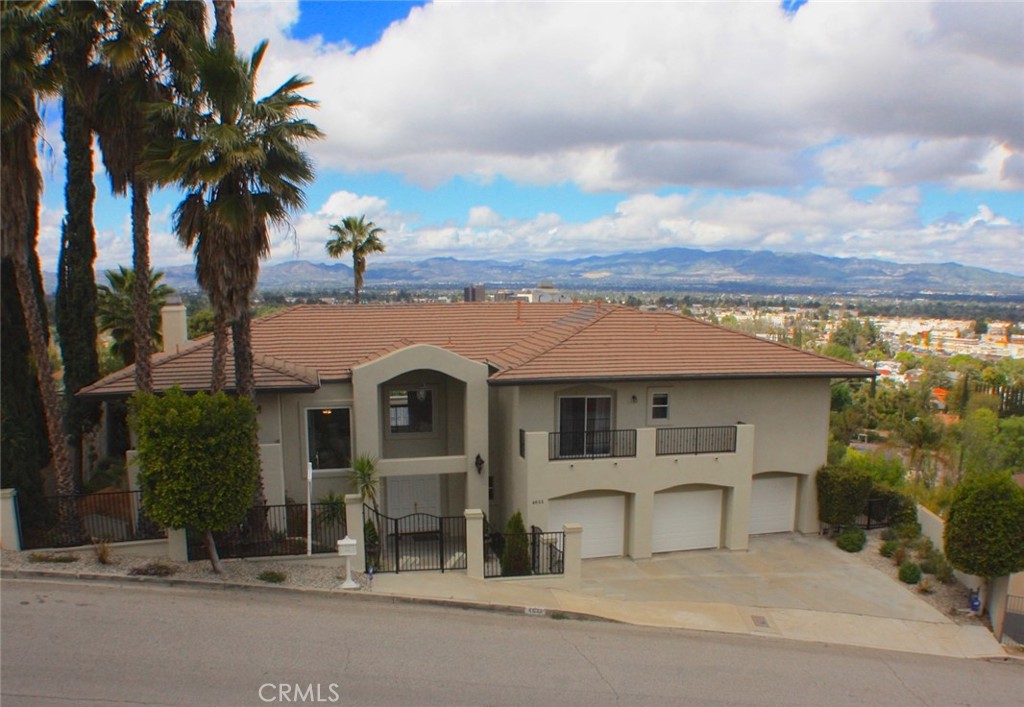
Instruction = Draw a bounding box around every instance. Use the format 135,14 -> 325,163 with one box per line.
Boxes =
337,536 -> 359,590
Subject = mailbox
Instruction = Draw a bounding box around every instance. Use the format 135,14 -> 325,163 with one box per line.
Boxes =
337,536 -> 357,557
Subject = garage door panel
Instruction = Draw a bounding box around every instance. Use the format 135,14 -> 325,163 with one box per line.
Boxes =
652,488 -> 722,553
548,495 -> 625,559
749,476 -> 798,535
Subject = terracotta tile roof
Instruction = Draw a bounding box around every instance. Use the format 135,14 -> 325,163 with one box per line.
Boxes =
79,302 -> 873,397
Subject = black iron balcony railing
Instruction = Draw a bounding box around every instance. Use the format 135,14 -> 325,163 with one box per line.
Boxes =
548,429 -> 637,460
655,426 -> 737,456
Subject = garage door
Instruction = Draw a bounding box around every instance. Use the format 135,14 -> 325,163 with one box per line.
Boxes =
652,488 -> 722,553
548,495 -> 626,559
749,476 -> 798,535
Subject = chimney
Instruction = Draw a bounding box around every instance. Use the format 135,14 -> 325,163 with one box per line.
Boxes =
161,295 -> 188,353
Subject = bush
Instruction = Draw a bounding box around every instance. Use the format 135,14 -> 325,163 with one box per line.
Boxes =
128,561 -> 176,577
912,536 -> 934,558
945,472 -> 1024,580
880,527 -> 899,542
879,539 -> 901,558
92,539 -> 112,565
892,546 -> 908,566
871,485 -> 917,527
817,464 -> 872,527
917,577 -> 935,594
934,558 -> 956,585
258,570 -> 287,584
28,552 -> 77,563
501,511 -> 532,577
836,526 -> 866,553
894,521 -> 922,540
898,561 -> 922,584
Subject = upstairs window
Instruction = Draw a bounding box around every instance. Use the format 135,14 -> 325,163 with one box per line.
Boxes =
651,392 -> 670,420
389,388 -> 434,433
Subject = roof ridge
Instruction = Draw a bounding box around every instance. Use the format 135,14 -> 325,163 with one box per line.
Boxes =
348,337 -> 418,372
252,353 -> 320,386
489,302 -> 619,371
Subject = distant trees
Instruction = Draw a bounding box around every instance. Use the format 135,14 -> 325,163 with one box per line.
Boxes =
325,215 -> 386,304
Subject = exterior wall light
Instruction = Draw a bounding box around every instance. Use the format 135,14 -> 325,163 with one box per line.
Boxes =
475,454 -> 485,474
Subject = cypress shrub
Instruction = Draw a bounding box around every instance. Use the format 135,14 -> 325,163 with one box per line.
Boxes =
501,511 -> 531,577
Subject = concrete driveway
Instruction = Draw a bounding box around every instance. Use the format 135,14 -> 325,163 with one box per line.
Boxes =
578,533 -> 948,623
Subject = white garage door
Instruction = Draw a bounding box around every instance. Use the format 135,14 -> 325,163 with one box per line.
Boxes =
548,495 -> 626,559
652,488 -> 722,553
749,476 -> 798,535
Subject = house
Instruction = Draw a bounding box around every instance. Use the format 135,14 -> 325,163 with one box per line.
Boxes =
80,301 -> 874,560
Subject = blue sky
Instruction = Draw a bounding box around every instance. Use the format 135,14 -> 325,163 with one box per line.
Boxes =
36,1 -> 1024,277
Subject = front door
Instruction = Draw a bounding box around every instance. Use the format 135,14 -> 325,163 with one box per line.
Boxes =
386,475 -> 441,517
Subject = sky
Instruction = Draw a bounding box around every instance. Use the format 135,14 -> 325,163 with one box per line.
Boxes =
35,0 -> 1024,279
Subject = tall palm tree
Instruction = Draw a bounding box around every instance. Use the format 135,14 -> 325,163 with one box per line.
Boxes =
94,0 -> 204,393
145,38 -> 322,399
96,266 -> 174,368
325,216 -> 386,304
1,0 -> 81,538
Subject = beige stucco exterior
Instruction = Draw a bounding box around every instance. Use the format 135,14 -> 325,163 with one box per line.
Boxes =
251,342 -> 830,559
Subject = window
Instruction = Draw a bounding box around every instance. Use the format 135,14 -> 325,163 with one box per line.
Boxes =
307,408 -> 352,470
651,392 -> 669,420
558,396 -> 612,457
389,388 -> 433,433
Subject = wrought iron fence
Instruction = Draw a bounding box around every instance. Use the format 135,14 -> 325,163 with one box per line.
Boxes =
187,501 -> 347,561
484,525 -> 565,578
548,429 -> 637,460
18,490 -> 165,550
656,426 -> 737,455
363,505 -> 467,573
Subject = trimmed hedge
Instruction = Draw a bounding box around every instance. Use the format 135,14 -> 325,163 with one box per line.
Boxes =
817,465 -> 872,527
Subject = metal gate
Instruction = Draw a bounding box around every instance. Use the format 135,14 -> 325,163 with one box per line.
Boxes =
363,505 -> 467,573
1003,595 -> 1024,645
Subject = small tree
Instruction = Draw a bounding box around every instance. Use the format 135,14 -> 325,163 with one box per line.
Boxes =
501,511 -> 531,577
349,453 -> 381,562
944,472 -> 1024,612
131,387 -> 260,573
816,464 -> 872,530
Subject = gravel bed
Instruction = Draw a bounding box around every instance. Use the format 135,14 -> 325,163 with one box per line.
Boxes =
1,548 -> 370,591
851,530 -> 983,627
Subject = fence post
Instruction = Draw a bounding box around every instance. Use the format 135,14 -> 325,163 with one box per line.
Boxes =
465,509 -> 484,579
1,488 -> 22,552
344,494 -> 365,573
561,523 -> 583,590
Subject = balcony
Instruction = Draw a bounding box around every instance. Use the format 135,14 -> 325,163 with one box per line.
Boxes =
546,426 -> 737,461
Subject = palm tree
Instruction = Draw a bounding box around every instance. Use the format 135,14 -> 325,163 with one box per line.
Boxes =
325,216 -> 386,304
96,266 -> 174,368
146,39 -> 322,398
94,0 -> 204,393
1,0 -> 81,538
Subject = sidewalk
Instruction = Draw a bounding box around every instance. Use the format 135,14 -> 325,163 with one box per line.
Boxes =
2,536 -> 1013,662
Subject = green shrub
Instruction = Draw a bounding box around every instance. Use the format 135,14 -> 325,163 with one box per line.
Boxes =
898,561 -> 922,584
258,570 -> 287,584
501,511 -> 531,577
28,552 -> 77,563
870,485 -> 917,527
836,526 -> 866,553
945,472 -> 1024,580
894,521 -> 922,540
880,527 -> 899,542
892,546 -> 908,566
128,561 -> 176,577
912,536 -> 934,558
934,558 -> 956,585
817,465 -> 872,527
879,539 -> 901,558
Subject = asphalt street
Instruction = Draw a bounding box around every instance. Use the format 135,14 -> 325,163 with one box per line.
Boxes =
1,578 -> 1020,706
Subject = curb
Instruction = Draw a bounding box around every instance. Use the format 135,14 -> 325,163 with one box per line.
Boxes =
0,567 -> 606,624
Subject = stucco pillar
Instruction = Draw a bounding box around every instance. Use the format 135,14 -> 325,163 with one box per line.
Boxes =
796,474 -> 817,533
723,424 -> 754,550
465,509 -> 484,579
126,450 -> 140,492
1,488 -> 22,551
166,528 -> 189,562
561,522 -> 583,590
345,494 -> 366,573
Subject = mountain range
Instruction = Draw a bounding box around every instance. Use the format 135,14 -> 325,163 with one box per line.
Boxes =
75,247 -> 1024,297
